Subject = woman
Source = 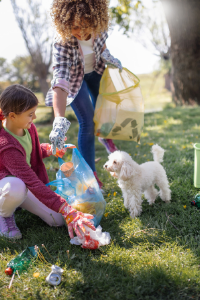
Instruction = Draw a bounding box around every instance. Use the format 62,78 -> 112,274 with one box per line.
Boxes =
46,0 -> 122,189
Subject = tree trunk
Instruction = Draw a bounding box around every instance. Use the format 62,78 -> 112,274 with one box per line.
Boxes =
161,0 -> 200,105
164,71 -> 172,91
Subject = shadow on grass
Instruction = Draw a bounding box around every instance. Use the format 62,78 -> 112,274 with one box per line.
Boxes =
1,201 -> 200,299
1,209 -> 200,300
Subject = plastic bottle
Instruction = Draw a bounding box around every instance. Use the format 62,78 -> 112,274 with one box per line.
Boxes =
191,194 -> 200,208
5,246 -> 37,276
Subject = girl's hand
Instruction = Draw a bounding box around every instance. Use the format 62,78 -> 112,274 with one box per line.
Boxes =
54,147 -> 67,158
45,144 -> 67,158
59,203 -> 96,239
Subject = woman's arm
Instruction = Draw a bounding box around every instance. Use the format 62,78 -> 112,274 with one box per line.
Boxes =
50,88 -> 71,153
53,87 -> 68,117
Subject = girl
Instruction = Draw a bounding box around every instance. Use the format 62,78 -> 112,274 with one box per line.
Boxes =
0,84 -> 95,239
45,0 -> 122,189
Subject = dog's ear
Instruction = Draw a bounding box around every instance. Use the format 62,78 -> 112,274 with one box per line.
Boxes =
120,162 -> 133,181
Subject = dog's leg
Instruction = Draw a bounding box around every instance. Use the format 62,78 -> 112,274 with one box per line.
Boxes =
122,190 -> 129,209
129,199 -> 143,218
144,186 -> 158,205
128,190 -> 143,218
156,173 -> 171,202
159,185 -> 171,202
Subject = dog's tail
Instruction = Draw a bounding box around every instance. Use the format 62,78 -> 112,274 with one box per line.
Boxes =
151,144 -> 165,163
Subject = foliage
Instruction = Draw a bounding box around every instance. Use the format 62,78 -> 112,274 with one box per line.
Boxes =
0,58 -> 12,93
110,0 -> 171,94
0,56 -> 41,92
110,0 -> 133,34
110,0 -> 170,59
0,58 -> 12,82
11,56 -> 40,91
1,97 -> 200,298
111,0 -> 200,105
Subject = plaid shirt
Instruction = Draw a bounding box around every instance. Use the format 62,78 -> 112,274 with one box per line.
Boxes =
45,32 -> 108,106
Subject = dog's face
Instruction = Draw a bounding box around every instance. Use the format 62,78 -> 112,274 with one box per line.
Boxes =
104,151 -> 123,173
104,151 -> 135,180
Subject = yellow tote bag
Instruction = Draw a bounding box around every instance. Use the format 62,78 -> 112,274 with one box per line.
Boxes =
94,67 -> 144,142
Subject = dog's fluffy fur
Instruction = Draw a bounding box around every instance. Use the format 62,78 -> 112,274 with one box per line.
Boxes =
104,145 -> 171,218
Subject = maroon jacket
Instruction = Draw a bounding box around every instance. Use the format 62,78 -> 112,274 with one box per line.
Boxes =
0,124 -> 65,212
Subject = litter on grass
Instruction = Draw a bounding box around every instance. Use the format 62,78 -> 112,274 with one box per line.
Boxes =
70,225 -> 111,250
46,265 -> 64,286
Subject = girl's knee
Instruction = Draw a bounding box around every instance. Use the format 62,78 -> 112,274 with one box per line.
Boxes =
6,178 -> 27,204
0,178 -> 27,217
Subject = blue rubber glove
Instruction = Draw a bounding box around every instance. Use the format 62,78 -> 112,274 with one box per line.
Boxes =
49,117 -> 71,155
101,49 -> 123,71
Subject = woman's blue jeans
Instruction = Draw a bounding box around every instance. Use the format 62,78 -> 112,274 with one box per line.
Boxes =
70,71 -> 102,172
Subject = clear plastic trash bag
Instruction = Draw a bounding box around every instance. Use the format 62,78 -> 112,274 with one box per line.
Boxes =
94,67 -> 144,142
46,144 -> 106,227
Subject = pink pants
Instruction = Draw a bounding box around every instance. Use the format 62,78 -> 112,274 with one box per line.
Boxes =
0,177 -> 64,227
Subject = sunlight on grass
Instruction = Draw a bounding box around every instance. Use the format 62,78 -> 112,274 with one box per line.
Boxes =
165,118 -> 182,125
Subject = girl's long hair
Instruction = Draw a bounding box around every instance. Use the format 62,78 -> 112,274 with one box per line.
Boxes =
0,84 -> 39,129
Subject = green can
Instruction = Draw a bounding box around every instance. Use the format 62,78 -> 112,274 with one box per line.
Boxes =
193,143 -> 200,187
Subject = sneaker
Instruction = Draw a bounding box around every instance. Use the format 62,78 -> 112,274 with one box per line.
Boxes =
98,138 -> 118,154
0,214 -> 22,239
107,139 -> 118,152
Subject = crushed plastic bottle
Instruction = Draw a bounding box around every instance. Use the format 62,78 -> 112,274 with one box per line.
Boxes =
5,246 -> 37,275
191,194 -> 200,208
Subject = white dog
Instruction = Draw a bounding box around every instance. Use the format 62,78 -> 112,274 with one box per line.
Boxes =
103,145 -> 171,218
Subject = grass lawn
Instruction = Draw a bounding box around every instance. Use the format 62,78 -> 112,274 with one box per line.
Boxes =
1,77 -> 200,299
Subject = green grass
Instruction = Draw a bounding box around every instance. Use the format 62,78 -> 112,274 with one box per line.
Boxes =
2,78 -> 200,299
1,106 -> 200,299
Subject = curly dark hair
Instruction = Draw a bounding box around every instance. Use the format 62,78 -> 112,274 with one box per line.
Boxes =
51,0 -> 110,43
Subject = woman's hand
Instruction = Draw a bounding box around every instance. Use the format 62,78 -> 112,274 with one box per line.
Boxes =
49,117 -> 71,155
59,203 -> 96,239
101,49 -> 123,71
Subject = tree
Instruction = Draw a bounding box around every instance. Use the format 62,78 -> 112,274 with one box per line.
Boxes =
161,0 -> 200,105
111,0 -> 172,89
0,58 -> 12,93
111,0 -> 200,105
10,0 -> 53,99
0,58 -> 12,81
10,56 -> 40,91
0,56 -> 41,93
